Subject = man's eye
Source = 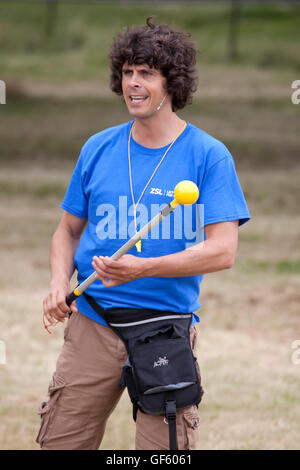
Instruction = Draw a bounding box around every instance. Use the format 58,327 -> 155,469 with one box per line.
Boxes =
123,70 -> 132,75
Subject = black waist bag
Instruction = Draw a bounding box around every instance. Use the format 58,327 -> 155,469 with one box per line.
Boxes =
84,293 -> 204,450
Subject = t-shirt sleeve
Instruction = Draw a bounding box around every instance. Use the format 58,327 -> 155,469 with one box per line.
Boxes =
199,152 -> 250,227
60,151 -> 88,218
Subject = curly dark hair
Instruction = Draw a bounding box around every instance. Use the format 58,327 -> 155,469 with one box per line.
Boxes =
109,17 -> 198,112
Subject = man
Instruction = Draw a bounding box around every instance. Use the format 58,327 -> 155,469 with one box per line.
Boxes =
37,18 -> 250,450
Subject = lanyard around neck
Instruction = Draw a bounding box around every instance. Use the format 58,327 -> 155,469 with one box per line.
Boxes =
127,120 -> 187,251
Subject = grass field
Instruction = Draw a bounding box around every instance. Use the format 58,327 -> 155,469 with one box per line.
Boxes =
1,2 -> 300,82
0,1 -> 300,451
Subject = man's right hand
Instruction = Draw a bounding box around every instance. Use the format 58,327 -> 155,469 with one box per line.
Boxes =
43,281 -> 78,326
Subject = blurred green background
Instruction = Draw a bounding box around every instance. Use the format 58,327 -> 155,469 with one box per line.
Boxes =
1,2 -> 299,168
0,1 -> 299,450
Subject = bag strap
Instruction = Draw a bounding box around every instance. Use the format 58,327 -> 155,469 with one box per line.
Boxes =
83,292 -> 108,319
165,397 -> 178,450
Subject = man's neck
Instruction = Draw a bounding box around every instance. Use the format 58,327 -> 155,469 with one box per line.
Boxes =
132,112 -> 186,149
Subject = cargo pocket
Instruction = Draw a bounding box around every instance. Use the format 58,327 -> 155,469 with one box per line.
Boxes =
36,372 -> 65,446
182,407 -> 200,450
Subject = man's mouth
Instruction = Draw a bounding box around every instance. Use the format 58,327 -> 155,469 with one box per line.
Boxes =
129,95 -> 148,103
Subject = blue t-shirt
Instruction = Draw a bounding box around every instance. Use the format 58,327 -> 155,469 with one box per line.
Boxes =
61,121 -> 250,326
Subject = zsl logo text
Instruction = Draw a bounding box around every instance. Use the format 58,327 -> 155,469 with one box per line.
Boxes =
150,187 -> 174,197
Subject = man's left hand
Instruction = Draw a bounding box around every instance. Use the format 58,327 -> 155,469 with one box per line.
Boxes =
92,254 -> 148,287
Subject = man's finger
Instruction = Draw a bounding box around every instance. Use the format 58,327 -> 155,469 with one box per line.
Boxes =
92,256 -> 115,272
94,256 -> 121,273
92,259 -> 120,280
102,278 -> 124,288
70,300 -> 78,313
57,292 -> 73,314
57,300 -> 71,314
43,300 -> 58,326
43,298 -> 55,324
48,294 -> 68,321
101,256 -> 120,267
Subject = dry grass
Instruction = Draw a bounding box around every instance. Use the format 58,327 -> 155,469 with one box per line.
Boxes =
0,164 -> 299,450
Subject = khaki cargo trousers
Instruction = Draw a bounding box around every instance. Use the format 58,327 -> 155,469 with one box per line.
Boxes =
36,310 -> 201,450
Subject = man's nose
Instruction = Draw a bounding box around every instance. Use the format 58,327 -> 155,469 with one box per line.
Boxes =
129,72 -> 141,87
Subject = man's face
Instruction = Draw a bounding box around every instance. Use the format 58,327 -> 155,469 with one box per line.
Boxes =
121,62 -> 170,119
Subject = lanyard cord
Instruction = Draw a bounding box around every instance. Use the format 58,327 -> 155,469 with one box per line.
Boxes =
128,120 -> 187,248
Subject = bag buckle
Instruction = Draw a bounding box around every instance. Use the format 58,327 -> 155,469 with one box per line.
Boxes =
165,400 -> 177,421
